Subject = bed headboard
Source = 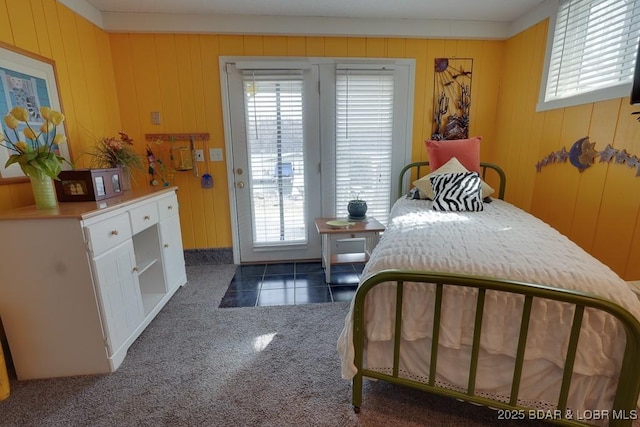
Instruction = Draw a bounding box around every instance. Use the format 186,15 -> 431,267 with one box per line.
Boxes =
398,161 -> 506,200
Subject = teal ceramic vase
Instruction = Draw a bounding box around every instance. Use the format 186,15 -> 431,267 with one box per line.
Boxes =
347,200 -> 367,219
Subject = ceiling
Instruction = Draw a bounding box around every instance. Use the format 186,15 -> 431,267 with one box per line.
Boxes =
82,0 -> 546,23
62,0 -> 553,39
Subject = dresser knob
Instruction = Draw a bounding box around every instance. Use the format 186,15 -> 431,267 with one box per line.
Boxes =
132,266 -> 139,272
110,230 -> 119,236
167,205 -> 173,210
144,215 -> 151,220
164,243 -> 169,248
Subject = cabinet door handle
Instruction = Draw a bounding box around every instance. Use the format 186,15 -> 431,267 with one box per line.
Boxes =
144,215 -> 151,220
110,229 -> 119,236
164,243 -> 169,248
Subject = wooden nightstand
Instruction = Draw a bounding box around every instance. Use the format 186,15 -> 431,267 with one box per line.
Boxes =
314,217 -> 385,283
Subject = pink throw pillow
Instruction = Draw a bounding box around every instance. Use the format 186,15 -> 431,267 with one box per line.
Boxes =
425,137 -> 482,173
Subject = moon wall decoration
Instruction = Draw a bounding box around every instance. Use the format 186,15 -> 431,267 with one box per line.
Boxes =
568,137 -> 597,172
536,137 -> 640,177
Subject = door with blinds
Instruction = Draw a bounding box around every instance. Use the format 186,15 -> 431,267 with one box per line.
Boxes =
224,63 -> 322,263
222,59 -> 413,264
318,62 -> 413,225
334,67 -> 396,222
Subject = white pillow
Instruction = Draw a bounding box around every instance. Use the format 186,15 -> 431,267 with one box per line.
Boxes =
412,157 -> 495,199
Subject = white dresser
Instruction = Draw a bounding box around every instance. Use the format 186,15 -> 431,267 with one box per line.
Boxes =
0,187 -> 186,380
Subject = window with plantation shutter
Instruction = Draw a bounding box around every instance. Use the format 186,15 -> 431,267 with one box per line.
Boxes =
539,0 -> 640,111
335,69 -> 395,223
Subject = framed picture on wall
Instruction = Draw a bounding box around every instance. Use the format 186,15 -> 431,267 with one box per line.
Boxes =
0,42 -> 71,184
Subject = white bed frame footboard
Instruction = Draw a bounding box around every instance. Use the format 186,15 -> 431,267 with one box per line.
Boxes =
351,270 -> 640,426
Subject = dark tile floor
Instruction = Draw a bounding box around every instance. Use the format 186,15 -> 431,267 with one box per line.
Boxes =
219,261 -> 364,307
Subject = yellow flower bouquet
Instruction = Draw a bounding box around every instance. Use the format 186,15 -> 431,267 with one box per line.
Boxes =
1,106 -> 70,179
1,106 -> 71,209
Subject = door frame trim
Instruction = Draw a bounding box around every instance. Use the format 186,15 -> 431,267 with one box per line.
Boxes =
219,59 -> 242,264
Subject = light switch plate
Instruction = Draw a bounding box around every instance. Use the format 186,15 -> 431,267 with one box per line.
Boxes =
209,148 -> 224,161
150,111 -> 161,125
195,149 -> 204,162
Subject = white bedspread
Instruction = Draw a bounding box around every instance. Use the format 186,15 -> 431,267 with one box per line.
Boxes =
337,198 -> 640,410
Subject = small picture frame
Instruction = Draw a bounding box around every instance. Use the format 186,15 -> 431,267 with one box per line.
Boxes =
54,168 -> 123,202
112,174 -> 121,193
94,176 -> 106,197
60,180 -> 88,197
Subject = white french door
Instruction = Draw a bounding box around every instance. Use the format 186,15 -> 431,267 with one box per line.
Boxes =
334,67 -> 396,221
223,63 -> 322,263
221,58 -> 414,264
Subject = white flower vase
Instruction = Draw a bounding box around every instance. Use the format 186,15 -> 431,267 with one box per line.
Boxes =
30,175 -> 58,209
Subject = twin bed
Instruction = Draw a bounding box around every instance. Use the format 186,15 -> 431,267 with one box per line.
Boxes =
337,161 -> 640,426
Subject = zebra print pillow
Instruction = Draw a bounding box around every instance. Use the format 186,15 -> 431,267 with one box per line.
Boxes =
429,171 -> 484,212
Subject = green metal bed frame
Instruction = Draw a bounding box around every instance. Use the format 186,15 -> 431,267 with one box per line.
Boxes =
351,161 -> 640,426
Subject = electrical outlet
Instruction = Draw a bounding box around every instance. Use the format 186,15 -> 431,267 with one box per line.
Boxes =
195,149 -> 204,162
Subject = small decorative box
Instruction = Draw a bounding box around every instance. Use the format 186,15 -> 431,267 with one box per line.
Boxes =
54,168 -> 124,202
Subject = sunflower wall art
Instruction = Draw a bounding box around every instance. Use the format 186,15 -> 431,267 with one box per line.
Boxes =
432,58 -> 473,140
536,136 -> 640,177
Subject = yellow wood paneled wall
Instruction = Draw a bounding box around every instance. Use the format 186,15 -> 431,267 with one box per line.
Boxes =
495,20 -> 640,280
108,34 -> 505,250
0,0 -> 121,210
8,4 -> 636,278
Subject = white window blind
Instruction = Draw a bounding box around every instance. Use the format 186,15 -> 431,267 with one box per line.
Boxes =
335,69 -> 394,223
544,0 -> 640,104
243,71 -> 306,245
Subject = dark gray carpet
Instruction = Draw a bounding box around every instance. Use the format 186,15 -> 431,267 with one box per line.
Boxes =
0,264 -> 549,426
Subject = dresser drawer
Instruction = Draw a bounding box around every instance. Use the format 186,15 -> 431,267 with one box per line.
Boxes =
85,213 -> 132,255
129,202 -> 159,234
158,193 -> 179,221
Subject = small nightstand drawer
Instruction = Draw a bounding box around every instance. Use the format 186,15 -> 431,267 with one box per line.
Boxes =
85,213 -> 132,255
129,202 -> 159,234
158,194 -> 179,221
